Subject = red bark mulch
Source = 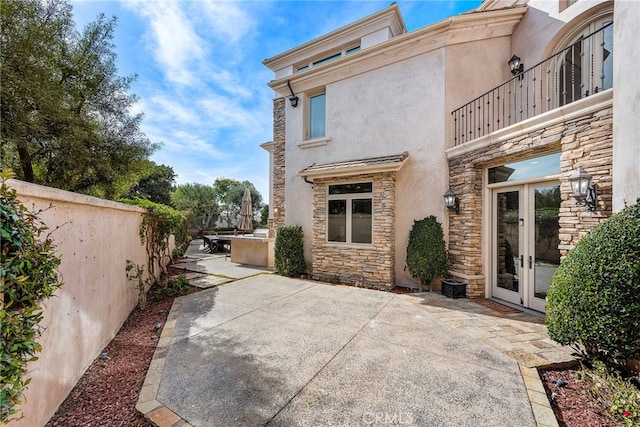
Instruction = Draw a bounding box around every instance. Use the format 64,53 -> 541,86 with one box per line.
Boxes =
46,281 -> 199,427
540,366 -> 618,427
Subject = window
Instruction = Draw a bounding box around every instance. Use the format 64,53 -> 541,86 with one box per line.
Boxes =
488,153 -> 561,184
295,45 -> 361,73
555,17 -> 613,106
309,92 -> 326,139
327,183 -> 372,244
313,52 -> 342,67
559,0 -> 579,13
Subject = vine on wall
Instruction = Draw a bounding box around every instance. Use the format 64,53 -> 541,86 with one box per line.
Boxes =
0,169 -> 64,422
120,197 -> 187,290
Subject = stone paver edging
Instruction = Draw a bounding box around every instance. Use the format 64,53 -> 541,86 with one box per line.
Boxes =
136,297 -> 192,427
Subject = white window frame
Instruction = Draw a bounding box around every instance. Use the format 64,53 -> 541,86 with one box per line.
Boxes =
308,91 -> 326,140
326,182 -> 373,245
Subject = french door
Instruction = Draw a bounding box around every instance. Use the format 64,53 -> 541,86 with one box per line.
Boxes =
492,182 -> 561,312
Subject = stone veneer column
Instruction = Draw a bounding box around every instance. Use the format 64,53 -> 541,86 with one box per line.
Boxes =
447,103 -> 613,298
270,97 -> 286,238
311,173 -> 396,289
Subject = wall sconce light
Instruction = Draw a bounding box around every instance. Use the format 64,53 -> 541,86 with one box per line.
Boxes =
444,189 -> 459,214
568,167 -> 597,211
508,54 -> 524,76
286,79 -> 299,107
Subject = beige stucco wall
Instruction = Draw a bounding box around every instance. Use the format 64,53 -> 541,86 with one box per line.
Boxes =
511,0 -> 612,66
6,181 -> 155,427
283,51 -> 448,287
612,0 -> 640,211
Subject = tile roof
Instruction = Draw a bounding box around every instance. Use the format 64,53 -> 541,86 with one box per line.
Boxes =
299,151 -> 409,180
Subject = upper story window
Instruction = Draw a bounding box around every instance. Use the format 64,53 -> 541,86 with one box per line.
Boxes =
309,92 -> 326,139
559,0 -> 579,13
556,16 -> 613,106
327,182 -> 373,244
295,45 -> 361,73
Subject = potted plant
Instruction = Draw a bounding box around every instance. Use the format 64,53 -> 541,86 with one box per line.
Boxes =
406,216 -> 449,292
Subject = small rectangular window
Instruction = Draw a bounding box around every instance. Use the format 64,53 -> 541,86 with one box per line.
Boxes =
313,52 -> 342,67
309,93 -> 326,139
346,46 -> 361,55
329,182 -> 372,194
297,65 -> 309,73
488,153 -> 561,184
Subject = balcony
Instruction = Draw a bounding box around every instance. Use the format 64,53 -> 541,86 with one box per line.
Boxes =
451,22 -> 613,146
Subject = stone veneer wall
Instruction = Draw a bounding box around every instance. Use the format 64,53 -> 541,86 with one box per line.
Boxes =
311,173 -> 396,289
269,97 -> 286,238
447,103 -> 613,298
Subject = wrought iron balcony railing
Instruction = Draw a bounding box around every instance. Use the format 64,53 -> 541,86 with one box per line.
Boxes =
451,22 -> 613,146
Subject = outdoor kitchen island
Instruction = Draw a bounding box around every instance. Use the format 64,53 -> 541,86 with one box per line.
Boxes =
228,228 -> 274,268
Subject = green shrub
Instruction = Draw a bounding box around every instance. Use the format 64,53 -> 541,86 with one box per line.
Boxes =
546,199 -> 640,364
154,275 -> 191,300
0,169 -> 63,421
406,216 -> 449,291
172,247 -> 184,259
274,225 -> 306,277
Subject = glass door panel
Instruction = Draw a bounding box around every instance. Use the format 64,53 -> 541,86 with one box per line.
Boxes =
529,184 -> 561,312
493,188 -> 522,305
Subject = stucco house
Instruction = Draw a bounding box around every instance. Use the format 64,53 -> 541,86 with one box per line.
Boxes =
261,0 -> 639,313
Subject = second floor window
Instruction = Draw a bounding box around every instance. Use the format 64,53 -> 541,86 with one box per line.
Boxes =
309,93 -> 326,139
557,17 -> 612,106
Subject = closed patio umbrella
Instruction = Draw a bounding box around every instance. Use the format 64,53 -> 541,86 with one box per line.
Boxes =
238,187 -> 253,234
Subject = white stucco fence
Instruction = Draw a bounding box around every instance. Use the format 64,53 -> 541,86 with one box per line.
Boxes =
5,180 -> 172,427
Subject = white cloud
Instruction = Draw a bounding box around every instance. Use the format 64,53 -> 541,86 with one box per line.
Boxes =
198,0 -> 255,45
148,95 -> 201,125
124,0 -> 206,85
198,96 -> 254,128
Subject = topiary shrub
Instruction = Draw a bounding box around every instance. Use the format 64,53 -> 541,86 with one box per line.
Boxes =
546,199 -> 640,365
0,169 -> 64,421
406,216 -> 449,291
274,225 -> 306,277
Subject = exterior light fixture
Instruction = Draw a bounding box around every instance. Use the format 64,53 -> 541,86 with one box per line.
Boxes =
286,79 -> 299,107
508,54 -> 524,75
568,167 -> 597,211
444,188 -> 459,214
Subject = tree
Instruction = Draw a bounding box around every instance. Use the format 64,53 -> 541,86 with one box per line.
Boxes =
171,183 -> 219,232
1,0 -> 157,199
406,216 -> 449,291
212,178 -> 262,228
260,204 -> 269,226
124,162 -> 176,205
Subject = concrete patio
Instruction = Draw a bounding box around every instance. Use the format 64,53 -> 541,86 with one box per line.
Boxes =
136,242 -> 574,427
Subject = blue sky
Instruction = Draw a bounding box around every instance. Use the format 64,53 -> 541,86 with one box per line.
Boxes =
71,0 -> 482,203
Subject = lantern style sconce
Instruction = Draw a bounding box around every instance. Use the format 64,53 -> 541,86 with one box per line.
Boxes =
444,189 -> 459,214
568,167 -> 597,211
286,79 -> 299,107
508,55 -> 524,76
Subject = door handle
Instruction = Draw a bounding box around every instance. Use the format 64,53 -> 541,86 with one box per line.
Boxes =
528,256 -> 533,269
520,255 -> 524,268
